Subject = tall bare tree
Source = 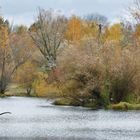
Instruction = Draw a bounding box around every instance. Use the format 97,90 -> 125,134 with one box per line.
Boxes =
29,9 -> 67,71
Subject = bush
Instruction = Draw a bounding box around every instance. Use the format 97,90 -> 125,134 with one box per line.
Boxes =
107,46 -> 140,103
57,40 -> 106,106
56,39 -> 140,107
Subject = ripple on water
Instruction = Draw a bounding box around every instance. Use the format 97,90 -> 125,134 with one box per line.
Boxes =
0,97 -> 140,140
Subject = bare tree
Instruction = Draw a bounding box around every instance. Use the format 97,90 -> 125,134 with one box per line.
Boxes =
129,0 -> 140,23
29,9 -> 67,71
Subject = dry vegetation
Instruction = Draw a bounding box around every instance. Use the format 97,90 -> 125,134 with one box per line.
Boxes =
0,0 -> 140,109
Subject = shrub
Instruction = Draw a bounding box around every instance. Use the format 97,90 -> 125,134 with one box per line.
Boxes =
56,39 -> 140,106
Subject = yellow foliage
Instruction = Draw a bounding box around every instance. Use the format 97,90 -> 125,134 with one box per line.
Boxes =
82,21 -> 99,38
14,61 -> 36,83
65,16 -> 82,42
135,24 -> 140,37
104,23 -> 122,43
0,26 -> 9,50
32,72 -> 59,97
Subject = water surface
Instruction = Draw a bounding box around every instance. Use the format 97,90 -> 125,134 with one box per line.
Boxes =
0,97 -> 140,140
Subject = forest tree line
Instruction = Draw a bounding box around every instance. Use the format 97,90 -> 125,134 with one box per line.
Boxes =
0,0 -> 140,108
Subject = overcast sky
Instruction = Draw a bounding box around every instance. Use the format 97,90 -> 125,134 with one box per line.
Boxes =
0,0 -> 133,26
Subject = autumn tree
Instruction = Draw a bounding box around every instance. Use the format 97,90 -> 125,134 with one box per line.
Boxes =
0,18 -> 32,94
104,23 -> 123,44
0,20 -> 9,94
82,20 -> 99,39
15,61 -> 37,95
65,16 -> 82,43
29,9 -> 67,71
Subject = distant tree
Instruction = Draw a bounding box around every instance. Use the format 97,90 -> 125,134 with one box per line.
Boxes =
84,13 -> 108,43
84,13 -> 108,26
13,25 -> 28,34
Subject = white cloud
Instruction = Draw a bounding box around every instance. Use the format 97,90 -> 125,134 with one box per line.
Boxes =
69,9 -> 76,16
0,0 -> 134,26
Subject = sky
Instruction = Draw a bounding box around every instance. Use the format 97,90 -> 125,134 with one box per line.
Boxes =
0,0 -> 133,26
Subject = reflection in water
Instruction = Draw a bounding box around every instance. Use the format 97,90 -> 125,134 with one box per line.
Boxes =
0,97 -> 140,140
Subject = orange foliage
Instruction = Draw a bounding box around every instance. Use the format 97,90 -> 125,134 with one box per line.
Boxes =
65,16 -> 82,42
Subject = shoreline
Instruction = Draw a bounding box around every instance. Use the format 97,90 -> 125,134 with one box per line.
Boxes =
1,95 -> 140,111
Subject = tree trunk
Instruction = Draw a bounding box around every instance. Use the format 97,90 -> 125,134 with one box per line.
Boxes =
26,87 -> 32,96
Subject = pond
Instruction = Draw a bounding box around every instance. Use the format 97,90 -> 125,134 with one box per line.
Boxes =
0,97 -> 140,140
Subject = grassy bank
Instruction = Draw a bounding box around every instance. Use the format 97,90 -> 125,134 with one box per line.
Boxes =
108,102 -> 140,110
53,98 -> 140,110
54,98 -> 81,106
54,98 -> 102,109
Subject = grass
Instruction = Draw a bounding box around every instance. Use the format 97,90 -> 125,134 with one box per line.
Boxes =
108,102 -> 140,110
53,98 -> 81,106
54,98 -> 101,109
0,94 -> 8,98
54,98 -> 140,110
83,102 -> 99,109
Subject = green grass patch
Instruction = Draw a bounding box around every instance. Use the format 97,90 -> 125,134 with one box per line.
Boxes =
83,102 -> 99,109
108,102 -> 140,110
53,98 -> 81,106
54,98 -> 100,109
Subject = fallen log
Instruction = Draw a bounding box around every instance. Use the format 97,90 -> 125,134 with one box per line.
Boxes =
0,112 -> 11,115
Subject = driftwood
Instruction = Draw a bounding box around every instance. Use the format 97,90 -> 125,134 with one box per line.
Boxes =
0,112 -> 11,115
